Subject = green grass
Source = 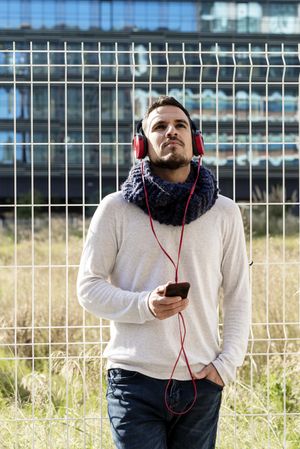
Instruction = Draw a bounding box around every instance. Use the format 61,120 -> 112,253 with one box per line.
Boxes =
0,216 -> 299,448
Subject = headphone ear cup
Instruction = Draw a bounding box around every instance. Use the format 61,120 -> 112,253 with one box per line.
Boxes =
133,134 -> 148,159
193,131 -> 205,156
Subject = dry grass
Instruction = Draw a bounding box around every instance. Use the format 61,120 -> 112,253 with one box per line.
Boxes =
0,216 -> 299,448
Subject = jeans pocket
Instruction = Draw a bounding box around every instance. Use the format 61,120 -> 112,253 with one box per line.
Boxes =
202,378 -> 224,391
106,369 -> 140,401
108,368 -> 139,384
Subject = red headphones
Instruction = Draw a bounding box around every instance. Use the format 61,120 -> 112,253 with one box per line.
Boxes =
132,119 -> 205,159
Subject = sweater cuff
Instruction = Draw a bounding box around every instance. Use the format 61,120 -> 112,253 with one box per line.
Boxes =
211,357 -> 237,386
138,292 -> 156,323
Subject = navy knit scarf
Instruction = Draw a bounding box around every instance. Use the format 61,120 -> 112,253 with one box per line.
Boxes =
121,160 -> 218,226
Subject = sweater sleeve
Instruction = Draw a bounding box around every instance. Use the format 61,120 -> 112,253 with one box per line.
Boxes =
212,201 -> 251,384
76,195 -> 155,324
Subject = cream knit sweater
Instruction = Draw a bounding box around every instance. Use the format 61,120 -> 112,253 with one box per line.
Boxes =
77,192 -> 251,384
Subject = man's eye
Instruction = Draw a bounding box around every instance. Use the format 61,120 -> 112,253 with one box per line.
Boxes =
177,123 -> 186,128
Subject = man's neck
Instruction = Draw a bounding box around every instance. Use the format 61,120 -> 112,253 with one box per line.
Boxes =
150,164 -> 191,183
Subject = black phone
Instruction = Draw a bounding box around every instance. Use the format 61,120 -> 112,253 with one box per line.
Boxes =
165,282 -> 190,299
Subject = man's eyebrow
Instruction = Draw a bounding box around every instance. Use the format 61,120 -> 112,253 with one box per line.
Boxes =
151,119 -> 189,127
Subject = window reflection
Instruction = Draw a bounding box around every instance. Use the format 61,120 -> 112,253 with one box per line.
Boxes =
134,87 -> 299,124
133,84 -> 299,168
0,132 -> 30,164
33,86 -> 48,120
67,86 -> 82,121
0,85 -> 297,126
0,87 -> 30,119
268,3 -> 298,34
237,3 -> 262,33
112,1 -> 125,30
42,0 -> 56,28
212,2 -> 235,33
8,0 -> 22,28
1,0 -> 299,34
30,0 -> 44,29
64,0 -> 78,28
1,0 -> 199,32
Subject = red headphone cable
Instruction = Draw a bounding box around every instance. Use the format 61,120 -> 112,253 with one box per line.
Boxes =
141,158 -> 202,415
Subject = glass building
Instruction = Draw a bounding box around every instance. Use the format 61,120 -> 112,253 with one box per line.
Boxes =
0,0 -> 299,202
1,1 -> 299,34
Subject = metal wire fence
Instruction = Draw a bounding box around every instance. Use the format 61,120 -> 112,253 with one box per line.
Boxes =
0,42 -> 299,448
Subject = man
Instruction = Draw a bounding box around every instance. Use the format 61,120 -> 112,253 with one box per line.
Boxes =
77,96 -> 250,449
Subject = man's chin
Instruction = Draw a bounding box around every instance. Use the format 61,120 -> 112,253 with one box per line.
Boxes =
151,157 -> 190,170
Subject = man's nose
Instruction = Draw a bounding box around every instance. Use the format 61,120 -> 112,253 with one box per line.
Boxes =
166,124 -> 177,136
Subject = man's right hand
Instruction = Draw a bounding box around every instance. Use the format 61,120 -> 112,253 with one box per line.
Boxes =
148,283 -> 189,320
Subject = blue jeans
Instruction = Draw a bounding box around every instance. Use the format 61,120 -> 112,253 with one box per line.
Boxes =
106,368 -> 223,449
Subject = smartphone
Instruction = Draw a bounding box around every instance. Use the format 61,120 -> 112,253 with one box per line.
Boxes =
165,282 -> 190,299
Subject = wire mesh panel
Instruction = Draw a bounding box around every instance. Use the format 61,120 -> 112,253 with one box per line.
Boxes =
0,41 -> 299,449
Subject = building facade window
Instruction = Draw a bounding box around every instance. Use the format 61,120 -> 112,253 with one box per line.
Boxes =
0,87 -> 30,119
237,3 -> 262,33
1,0 -> 299,34
0,0 -> 199,32
267,3 -> 298,34
0,131 -> 30,164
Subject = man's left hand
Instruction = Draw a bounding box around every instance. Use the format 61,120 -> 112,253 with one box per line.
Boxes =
193,363 -> 224,387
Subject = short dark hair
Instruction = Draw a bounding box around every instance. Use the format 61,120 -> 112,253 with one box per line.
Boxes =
143,96 -> 191,132
144,96 -> 191,120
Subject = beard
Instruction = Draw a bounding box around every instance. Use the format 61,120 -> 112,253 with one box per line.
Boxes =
150,153 -> 191,170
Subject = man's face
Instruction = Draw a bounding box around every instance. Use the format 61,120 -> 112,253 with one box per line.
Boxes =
143,105 -> 193,169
